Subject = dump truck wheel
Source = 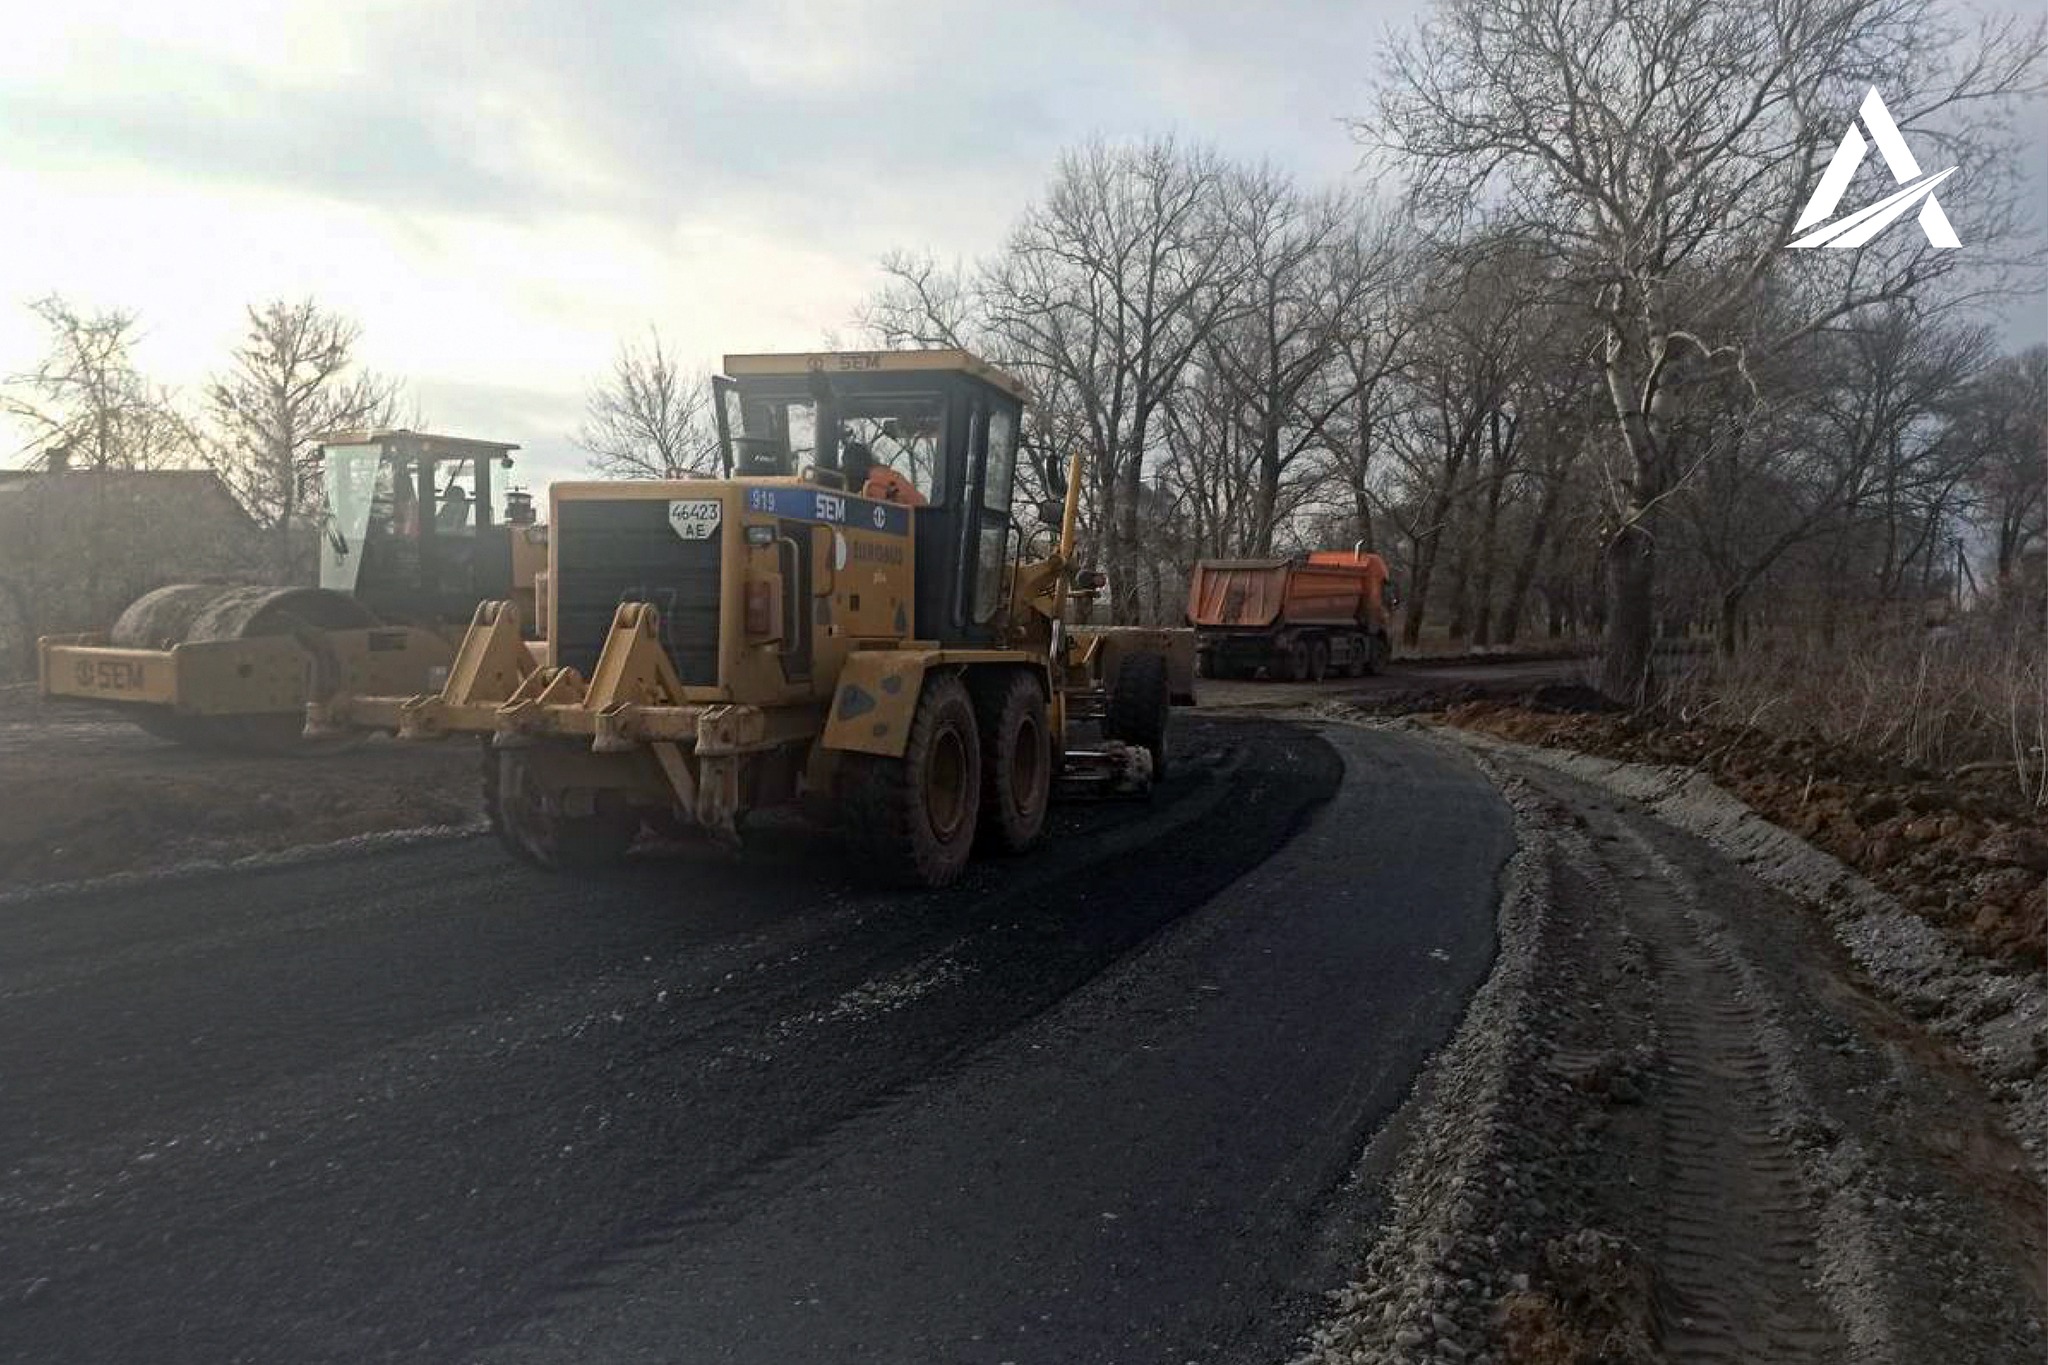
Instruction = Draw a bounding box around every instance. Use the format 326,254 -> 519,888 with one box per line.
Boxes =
840,673 -> 981,887
1307,639 -> 1329,682
975,671 -> 1050,855
1362,632 -> 1389,677
1105,650 -> 1170,783
481,743 -> 639,870
1279,639 -> 1308,682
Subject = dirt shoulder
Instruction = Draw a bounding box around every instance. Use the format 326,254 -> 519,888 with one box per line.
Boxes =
1291,725 -> 2045,1365
0,687 -> 479,891
1427,698 -> 2045,972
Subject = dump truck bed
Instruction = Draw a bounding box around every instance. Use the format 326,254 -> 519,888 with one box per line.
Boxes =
1186,555 -> 1386,631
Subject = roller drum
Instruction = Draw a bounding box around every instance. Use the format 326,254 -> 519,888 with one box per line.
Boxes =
108,585 -> 377,754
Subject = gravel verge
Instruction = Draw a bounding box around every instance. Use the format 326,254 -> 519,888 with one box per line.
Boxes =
1449,729 -> 2048,1177
1286,720 -> 2045,1364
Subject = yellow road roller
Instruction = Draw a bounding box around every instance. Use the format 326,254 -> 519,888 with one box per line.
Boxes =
38,430 -> 547,753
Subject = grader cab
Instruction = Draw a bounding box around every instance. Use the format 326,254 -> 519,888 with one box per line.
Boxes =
37,431 -> 547,752
315,350 -> 1175,887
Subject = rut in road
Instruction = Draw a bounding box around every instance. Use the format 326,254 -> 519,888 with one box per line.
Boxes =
1578,817 -> 1850,1362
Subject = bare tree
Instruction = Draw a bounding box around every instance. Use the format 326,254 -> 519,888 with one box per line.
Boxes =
855,251 -> 978,352
1205,171 -> 1375,554
1378,238 -> 1550,647
1358,0 -> 2046,699
1496,375 -> 1601,644
3,296 -> 194,471
1,297 -> 207,643
984,137 -> 1243,619
577,329 -> 721,480
1957,344 -> 2048,586
1324,215 -> 1421,556
207,299 -> 401,581
1686,308 -> 1990,650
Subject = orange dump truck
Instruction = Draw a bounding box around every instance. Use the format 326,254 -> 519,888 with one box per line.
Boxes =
1186,550 -> 1394,681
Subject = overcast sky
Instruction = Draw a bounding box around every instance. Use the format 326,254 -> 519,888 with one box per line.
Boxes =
1,0 -> 2041,492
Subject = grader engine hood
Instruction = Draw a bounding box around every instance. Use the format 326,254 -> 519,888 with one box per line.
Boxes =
546,479 -> 917,703
551,492 -> 729,687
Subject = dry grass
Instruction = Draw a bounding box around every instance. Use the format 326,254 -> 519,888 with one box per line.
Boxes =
1669,613 -> 2048,808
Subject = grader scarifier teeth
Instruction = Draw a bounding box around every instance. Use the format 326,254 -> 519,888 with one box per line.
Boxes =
109,584 -> 377,755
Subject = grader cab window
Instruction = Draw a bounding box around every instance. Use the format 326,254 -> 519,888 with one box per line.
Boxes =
319,442 -> 387,594
970,404 -> 1020,622
845,402 -> 945,503
745,394 -> 946,503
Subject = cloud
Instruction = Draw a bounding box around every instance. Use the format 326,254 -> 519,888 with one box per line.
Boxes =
12,0 -> 2028,491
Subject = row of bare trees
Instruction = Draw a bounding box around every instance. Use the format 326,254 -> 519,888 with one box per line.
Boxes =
2,296 -> 401,580
841,0 -> 2044,701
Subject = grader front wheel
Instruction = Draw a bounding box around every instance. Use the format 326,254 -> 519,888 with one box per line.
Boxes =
840,673 -> 982,888
480,743 -> 640,871
1106,650 -> 1171,783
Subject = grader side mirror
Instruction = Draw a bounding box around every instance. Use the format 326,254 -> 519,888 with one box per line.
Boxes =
1036,498 -> 1065,525
1071,568 -> 1107,592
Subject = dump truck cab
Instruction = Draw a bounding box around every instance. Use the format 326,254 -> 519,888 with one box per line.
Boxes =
321,349 -> 1173,888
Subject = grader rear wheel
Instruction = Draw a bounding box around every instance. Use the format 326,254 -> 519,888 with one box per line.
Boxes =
840,673 -> 982,888
480,743 -> 640,870
974,671 -> 1051,855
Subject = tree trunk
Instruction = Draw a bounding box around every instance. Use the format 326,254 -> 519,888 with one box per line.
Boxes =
1351,394 -> 1375,549
1446,546 -> 1472,643
1499,471 -> 1565,645
1716,586 -> 1744,658
1253,418 -> 1282,555
1471,498 -> 1504,646
1403,529 -> 1441,648
1600,522 -> 1655,703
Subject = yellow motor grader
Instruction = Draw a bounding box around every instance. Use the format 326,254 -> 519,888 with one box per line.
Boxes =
312,350 -> 1180,887
37,431 -> 548,753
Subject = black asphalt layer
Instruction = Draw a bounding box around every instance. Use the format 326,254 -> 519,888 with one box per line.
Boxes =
0,719 -> 1510,1364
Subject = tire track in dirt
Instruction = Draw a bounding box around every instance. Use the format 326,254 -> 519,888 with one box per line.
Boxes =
1575,816 -> 1859,1362
1292,725 -> 2042,1365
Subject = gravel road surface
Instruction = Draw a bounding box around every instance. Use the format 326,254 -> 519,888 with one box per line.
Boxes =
0,717 -> 1510,1364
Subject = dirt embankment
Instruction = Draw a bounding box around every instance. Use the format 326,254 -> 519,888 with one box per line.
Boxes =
1380,690 -> 2044,973
0,686 -> 479,891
